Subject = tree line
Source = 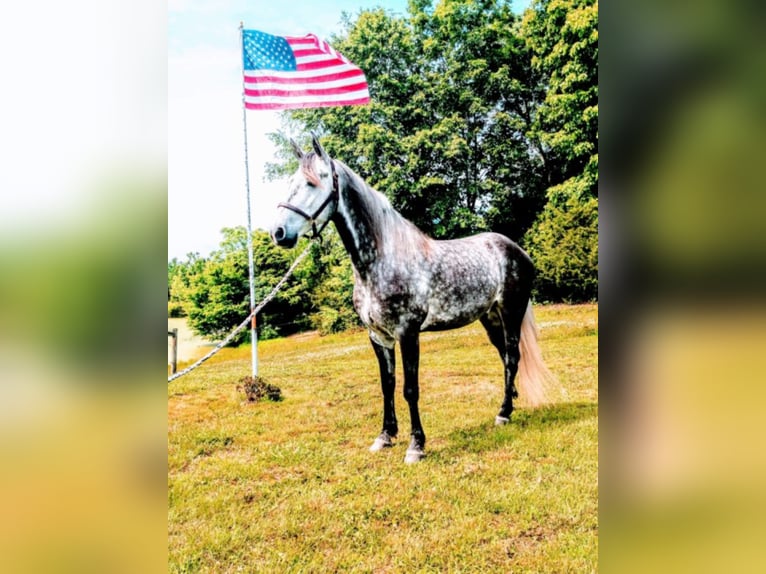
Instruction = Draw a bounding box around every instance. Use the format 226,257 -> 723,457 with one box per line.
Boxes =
169,0 -> 597,342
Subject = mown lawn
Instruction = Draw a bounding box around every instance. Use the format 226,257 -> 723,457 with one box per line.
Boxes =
168,304 -> 598,573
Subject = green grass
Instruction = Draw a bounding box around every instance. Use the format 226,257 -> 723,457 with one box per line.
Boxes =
168,304 -> 598,573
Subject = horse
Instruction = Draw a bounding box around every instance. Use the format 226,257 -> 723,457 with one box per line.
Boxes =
270,135 -> 554,463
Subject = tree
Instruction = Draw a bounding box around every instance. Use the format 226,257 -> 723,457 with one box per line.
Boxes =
258,0 -> 598,311
525,194 -> 597,301
307,231 -> 360,335
520,0 -> 598,299
182,228 -> 250,342
168,252 -> 205,317
179,228 -> 316,342
521,0 -> 598,203
268,0 -> 549,242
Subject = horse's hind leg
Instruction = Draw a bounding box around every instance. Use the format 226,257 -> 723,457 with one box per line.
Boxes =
480,303 -> 524,425
369,335 -> 398,452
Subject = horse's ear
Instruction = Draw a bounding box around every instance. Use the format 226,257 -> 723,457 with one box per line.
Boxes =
289,138 -> 304,160
311,133 -> 330,163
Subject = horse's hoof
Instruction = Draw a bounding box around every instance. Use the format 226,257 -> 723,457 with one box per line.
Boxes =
369,435 -> 393,452
404,449 -> 426,464
495,415 -> 510,426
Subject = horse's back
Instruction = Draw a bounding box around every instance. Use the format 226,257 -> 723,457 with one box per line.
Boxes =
433,231 -> 533,277
416,232 -> 532,331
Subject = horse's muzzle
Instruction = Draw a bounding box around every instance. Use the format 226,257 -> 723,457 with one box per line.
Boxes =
271,225 -> 297,248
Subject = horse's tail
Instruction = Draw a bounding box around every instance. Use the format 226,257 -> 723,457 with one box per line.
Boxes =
517,301 -> 558,408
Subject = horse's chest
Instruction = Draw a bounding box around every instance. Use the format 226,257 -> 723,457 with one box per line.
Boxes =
352,271 -> 427,332
352,284 -> 374,324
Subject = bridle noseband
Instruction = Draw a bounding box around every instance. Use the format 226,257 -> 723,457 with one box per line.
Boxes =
278,160 -> 339,240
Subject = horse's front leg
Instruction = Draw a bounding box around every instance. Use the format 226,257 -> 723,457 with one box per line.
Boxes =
401,331 -> 426,463
369,335 -> 398,452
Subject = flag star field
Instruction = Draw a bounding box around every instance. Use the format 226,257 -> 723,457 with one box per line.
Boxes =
243,30 -> 297,71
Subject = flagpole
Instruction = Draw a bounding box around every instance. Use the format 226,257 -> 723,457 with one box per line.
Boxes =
240,22 -> 258,378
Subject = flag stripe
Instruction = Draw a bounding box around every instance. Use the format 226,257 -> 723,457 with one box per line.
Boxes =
245,79 -> 368,94
291,48 -> 334,58
244,68 -> 365,86
244,64 -> 364,83
242,29 -> 369,110
245,81 -> 370,98
294,58 -> 355,71
245,87 -> 371,105
245,96 -> 370,111
294,53 -> 341,67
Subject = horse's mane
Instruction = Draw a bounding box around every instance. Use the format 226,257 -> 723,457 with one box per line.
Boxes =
299,151 -> 430,256
334,160 -> 431,257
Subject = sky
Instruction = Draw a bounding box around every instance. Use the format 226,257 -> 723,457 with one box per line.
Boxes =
169,0 -> 411,260
168,0 -> 529,261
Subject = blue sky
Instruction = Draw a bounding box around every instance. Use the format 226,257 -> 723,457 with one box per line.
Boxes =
168,0 -> 529,260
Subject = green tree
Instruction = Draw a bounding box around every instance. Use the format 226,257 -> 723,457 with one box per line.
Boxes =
520,0 -> 598,299
168,252 -> 205,317
521,0 -> 598,203
263,0 -> 599,308
268,0 -> 548,242
179,228 -> 315,342
251,230 -> 316,339
182,228 -> 250,342
307,231 -> 360,335
525,194 -> 597,301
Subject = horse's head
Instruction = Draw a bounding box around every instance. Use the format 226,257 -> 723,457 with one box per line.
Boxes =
270,134 -> 338,248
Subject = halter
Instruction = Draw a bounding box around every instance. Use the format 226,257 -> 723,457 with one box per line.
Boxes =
278,160 -> 339,240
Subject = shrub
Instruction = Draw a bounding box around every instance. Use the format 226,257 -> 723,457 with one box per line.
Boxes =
524,194 -> 598,302
168,300 -> 186,318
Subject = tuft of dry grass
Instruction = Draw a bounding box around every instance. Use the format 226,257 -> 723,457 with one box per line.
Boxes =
168,304 -> 597,573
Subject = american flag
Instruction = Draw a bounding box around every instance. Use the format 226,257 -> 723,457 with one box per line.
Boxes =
242,29 -> 370,110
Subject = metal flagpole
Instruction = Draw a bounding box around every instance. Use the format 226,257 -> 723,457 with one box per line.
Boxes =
239,22 -> 258,378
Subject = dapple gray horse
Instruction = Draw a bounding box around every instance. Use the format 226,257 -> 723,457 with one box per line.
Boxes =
270,135 -> 553,463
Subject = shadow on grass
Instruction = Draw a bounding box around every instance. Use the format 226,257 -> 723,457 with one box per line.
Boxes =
438,401 -> 598,457
513,401 -> 598,427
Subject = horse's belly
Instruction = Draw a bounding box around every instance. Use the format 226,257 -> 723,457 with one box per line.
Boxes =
419,240 -> 505,331
420,295 -> 493,331
421,315 -> 479,332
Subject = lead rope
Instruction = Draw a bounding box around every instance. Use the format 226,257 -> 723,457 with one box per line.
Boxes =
168,239 -> 316,383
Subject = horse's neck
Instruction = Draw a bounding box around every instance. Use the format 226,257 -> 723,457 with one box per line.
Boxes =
331,169 -> 406,278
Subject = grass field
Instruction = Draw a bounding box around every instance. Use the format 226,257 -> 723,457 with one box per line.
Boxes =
168,304 -> 598,573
